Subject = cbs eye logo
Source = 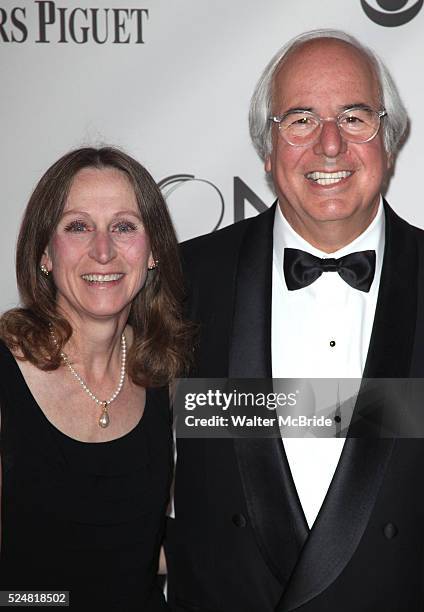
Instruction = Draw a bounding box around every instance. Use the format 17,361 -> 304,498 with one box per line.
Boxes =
361,0 -> 423,26
158,174 -> 225,242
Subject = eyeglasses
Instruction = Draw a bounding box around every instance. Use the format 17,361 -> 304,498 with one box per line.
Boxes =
269,107 -> 387,147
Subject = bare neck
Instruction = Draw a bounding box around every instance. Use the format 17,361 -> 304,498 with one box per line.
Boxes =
58,309 -> 130,378
280,203 -> 380,253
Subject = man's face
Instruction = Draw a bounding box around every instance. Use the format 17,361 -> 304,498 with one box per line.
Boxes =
265,38 -> 389,247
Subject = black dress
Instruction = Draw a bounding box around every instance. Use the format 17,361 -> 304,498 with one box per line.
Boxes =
0,341 -> 172,610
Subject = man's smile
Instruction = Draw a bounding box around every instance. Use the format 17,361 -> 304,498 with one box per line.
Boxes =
305,170 -> 353,186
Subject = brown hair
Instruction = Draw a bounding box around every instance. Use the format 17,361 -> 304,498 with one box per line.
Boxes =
0,147 -> 193,386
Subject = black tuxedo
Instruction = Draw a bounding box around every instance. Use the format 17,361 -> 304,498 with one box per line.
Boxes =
166,202 -> 424,612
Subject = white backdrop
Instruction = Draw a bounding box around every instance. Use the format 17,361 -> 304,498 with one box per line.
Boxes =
1,0 -> 423,312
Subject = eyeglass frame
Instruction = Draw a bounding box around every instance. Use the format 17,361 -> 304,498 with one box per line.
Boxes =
268,106 -> 387,147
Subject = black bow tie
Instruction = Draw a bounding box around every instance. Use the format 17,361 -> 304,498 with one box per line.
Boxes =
283,248 -> 376,292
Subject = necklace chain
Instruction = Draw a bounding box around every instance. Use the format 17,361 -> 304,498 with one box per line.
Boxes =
50,329 -> 127,428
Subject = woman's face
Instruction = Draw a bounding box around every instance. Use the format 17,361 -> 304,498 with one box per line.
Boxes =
43,167 -> 154,326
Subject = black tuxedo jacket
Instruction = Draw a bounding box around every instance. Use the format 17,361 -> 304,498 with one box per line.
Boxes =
167,202 -> 424,612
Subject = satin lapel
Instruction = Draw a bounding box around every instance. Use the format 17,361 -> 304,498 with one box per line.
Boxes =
363,201 -> 418,379
278,202 -> 418,611
230,203 -> 309,585
228,204 -> 274,379
278,438 -> 394,611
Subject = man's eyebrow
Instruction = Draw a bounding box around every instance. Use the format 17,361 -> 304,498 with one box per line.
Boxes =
278,103 -> 375,116
340,103 -> 373,111
281,107 -> 314,115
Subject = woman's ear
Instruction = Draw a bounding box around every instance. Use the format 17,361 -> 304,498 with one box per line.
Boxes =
40,248 -> 52,273
147,254 -> 158,271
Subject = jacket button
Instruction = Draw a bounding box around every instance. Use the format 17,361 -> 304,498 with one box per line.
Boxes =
232,513 -> 247,527
383,522 -> 398,539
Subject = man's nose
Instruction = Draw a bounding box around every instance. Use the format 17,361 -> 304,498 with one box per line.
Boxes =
313,119 -> 347,158
88,231 -> 116,263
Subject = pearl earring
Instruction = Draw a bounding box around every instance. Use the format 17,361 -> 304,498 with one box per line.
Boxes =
40,264 -> 49,276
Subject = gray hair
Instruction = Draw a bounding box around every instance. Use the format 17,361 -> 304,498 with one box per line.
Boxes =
249,29 -> 408,160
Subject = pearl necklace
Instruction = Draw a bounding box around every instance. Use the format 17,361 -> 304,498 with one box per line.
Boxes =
52,331 -> 127,428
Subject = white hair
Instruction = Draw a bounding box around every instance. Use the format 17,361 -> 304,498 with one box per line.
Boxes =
249,29 -> 408,160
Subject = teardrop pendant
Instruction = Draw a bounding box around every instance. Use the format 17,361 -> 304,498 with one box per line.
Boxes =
99,405 -> 110,428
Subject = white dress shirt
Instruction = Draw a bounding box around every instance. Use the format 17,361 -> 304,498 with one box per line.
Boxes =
271,199 -> 385,527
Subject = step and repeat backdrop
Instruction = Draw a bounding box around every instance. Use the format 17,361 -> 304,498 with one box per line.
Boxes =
1,0 -> 423,311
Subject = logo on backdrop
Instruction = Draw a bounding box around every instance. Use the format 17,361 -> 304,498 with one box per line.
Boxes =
361,0 -> 423,26
158,175 -> 225,234
0,2 -> 149,43
159,175 -> 269,240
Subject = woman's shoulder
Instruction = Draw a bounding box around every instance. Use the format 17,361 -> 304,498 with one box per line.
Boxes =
144,386 -> 171,431
0,338 -> 16,362
0,339 -> 23,404
0,340 -> 28,375
146,386 -> 170,413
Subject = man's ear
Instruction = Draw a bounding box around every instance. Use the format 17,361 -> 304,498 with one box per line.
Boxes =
265,156 -> 272,173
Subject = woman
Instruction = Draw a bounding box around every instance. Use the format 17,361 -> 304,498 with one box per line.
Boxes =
0,147 -> 192,609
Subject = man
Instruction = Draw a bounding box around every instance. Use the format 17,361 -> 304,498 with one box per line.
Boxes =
166,30 -> 424,611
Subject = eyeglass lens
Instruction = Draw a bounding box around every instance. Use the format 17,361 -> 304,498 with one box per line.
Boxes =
279,108 -> 382,145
